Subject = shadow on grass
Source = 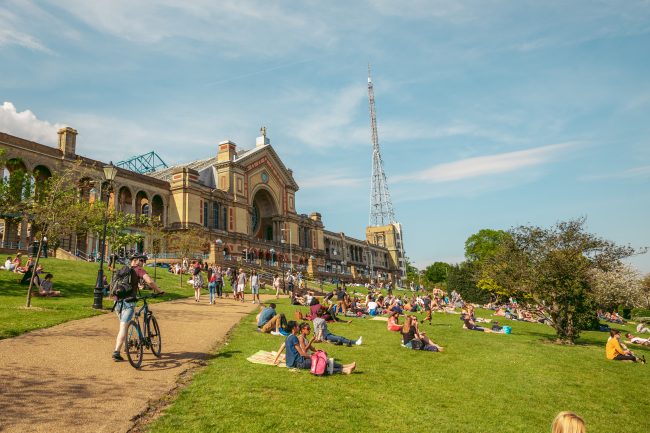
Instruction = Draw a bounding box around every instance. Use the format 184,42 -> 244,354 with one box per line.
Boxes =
140,351 -> 219,371
214,350 -> 241,359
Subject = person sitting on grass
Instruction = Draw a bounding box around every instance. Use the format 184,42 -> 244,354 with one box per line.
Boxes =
606,329 -> 645,363
401,315 -> 443,352
312,309 -> 362,346
625,333 -> 650,346
273,321 -> 356,374
3,256 -> 15,271
39,273 -> 61,297
551,411 -> 586,433
387,311 -> 403,332
257,303 -> 283,335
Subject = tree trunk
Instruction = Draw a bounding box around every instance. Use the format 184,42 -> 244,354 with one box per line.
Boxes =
26,237 -> 44,307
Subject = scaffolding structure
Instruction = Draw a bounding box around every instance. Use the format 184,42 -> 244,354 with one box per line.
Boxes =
116,151 -> 168,174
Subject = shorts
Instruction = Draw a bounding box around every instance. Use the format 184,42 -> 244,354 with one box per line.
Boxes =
251,285 -> 259,294
115,301 -> 135,323
237,283 -> 245,293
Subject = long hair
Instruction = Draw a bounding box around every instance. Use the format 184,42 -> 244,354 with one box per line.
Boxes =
402,315 -> 413,334
551,412 -> 585,433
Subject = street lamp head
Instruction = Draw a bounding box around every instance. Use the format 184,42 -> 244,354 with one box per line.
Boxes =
103,161 -> 118,182
270,248 -> 275,254
215,238 -> 223,246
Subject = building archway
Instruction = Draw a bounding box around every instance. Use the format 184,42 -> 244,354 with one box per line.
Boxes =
135,191 -> 149,219
118,186 -> 134,213
250,187 -> 279,241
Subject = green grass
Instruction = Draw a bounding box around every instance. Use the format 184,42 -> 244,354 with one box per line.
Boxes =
0,258 -> 249,339
148,301 -> 650,433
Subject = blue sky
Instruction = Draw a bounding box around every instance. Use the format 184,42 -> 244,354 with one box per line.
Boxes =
1,0 -> 649,273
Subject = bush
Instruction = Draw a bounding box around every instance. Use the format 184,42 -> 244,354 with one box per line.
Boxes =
618,305 -> 632,319
631,308 -> 650,320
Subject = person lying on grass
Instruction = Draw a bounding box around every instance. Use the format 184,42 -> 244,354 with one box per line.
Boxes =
312,309 -> 362,346
401,315 -> 443,352
273,321 -> 356,374
606,329 -> 645,363
625,333 -> 650,346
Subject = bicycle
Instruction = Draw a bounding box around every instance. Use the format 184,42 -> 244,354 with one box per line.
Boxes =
125,294 -> 163,369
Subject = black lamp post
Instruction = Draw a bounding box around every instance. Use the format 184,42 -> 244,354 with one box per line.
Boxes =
93,161 -> 118,310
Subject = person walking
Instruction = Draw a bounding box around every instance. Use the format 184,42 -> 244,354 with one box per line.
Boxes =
112,254 -> 164,362
192,260 -> 203,302
236,268 -> 247,302
273,274 -> 282,299
214,265 -> 224,298
250,270 -> 261,304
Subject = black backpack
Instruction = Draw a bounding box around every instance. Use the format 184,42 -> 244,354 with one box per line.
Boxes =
110,265 -> 136,300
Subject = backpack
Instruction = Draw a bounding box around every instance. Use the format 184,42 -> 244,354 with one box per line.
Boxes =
310,350 -> 328,376
110,265 -> 136,300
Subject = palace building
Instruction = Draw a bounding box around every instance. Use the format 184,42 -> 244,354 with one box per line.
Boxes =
0,127 -> 403,283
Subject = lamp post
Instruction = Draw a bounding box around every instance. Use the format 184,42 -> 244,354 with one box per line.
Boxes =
281,227 -> 292,271
269,248 -> 275,267
93,161 -> 118,310
215,238 -> 223,266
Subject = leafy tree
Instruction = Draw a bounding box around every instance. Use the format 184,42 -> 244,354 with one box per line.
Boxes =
465,229 -> 511,263
424,261 -> 451,285
447,262 -> 490,304
88,207 -> 143,260
167,227 -> 206,287
25,166 -> 95,306
591,263 -> 643,309
402,257 -> 421,287
641,274 -> 650,309
481,217 -> 643,344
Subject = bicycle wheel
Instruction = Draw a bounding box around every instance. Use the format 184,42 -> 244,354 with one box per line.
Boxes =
125,320 -> 144,369
147,315 -> 162,357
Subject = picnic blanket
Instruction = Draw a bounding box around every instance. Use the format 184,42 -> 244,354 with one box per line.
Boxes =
370,316 -> 389,321
246,350 -> 287,368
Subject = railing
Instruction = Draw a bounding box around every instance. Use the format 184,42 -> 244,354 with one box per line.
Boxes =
0,241 -> 25,250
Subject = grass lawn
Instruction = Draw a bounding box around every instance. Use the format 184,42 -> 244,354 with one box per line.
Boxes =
149,300 -> 650,433
0,258 -> 251,339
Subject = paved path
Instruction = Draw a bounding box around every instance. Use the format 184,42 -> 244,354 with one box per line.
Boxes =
0,297 -> 263,433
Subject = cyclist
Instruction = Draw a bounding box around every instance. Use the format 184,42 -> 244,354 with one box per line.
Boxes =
112,254 -> 164,362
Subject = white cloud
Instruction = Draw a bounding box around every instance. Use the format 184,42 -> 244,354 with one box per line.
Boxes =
288,85 -> 368,148
0,102 -> 64,145
0,7 -> 51,52
580,165 -> 650,181
36,0 -> 334,56
394,142 -> 579,183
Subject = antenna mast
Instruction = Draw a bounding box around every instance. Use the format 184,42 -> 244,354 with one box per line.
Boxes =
368,64 -> 396,226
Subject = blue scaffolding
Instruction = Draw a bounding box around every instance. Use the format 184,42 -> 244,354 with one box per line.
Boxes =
116,151 -> 168,174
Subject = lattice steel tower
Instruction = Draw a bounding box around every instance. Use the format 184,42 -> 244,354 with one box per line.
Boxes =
367,65 -> 396,226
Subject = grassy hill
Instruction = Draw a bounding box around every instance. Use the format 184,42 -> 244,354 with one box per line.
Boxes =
148,299 -> 650,433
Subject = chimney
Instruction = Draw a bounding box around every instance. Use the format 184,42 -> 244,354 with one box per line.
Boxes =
217,140 -> 237,162
58,127 -> 78,157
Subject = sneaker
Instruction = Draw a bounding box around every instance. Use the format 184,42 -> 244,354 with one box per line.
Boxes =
270,331 -> 282,336
112,352 -> 124,362
356,336 -> 363,346
641,355 -> 647,365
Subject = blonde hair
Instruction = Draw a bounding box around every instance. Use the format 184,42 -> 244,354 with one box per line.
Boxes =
552,411 -> 585,433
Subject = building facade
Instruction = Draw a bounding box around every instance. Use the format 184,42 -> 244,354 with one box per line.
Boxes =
0,127 -> 403,283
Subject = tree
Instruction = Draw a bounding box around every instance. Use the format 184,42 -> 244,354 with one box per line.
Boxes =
402,257 -> 421,288
25,166 -> 95,306
465,229 -> 510,263
591,264 -> 643,309
641,274 -> 650,309
424,261 -> 451,285
167,227 -> 206,288
481,217 -> 643,344
447,262 -> 491,304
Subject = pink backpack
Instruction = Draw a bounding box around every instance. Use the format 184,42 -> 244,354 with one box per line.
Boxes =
310,350 -> 328,376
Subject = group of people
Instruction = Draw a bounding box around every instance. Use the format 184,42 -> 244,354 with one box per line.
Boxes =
1,253 -> 60,296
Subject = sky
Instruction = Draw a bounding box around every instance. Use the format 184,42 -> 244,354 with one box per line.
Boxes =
1,0 -> 649,273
